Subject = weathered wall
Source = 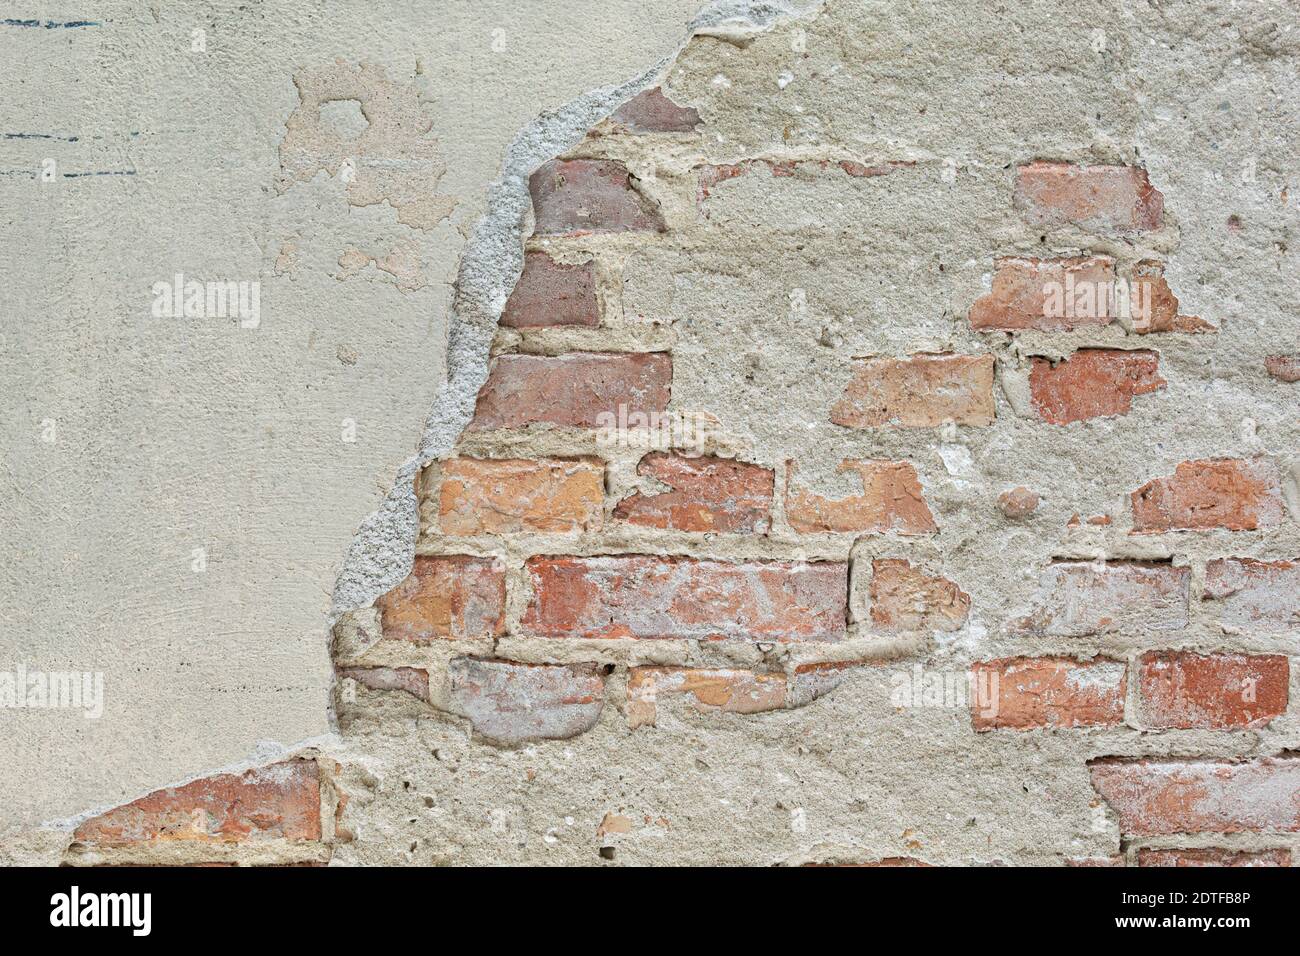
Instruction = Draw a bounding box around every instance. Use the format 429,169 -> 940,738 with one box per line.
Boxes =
10,0 -> 1300,866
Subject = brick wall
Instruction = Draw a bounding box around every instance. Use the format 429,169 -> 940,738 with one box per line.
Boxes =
60,1 -> 1299,867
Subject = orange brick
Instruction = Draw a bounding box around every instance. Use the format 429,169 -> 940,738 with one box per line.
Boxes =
438,457 -> 604,535
1131,458 -> 1284,533
785,460 -> 937,534
831,354 -> 995,428
1136,652 -> 1288,730
1204,557 -> 1300,630
1089,756 -> 1300,835
523,555 -> 847,643
627,667 -> 786,728
971,657 -> 1127,731
1014,162 -> 1164,233
74,760 -> 321,846
614,452 -> 773,533
969,256 -> 1115,331
869,559 -> 970,633
1265,355 -> 1300,382
375,555 -> 506,642
1029,349 -> 1165,424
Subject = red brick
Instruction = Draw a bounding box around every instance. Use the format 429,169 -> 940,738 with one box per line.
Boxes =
1137,652 -> 1288,730
869,559 -> 970,633
998,486 -> 1040,518
499,251 -> 599,328
1137,848 -> 1292,867
469,352 -> 671,430
529,159 -> 666,235
1012,561 -> 1190,637
1029,349 -> 1166,424
448,658 -> 605,745
1204,557 -> 1300,630
337,666 -> 429,702
609,87 -> 701,133
74,760 -> 320,846
971,657 -> 1127,731
785,460 -> 937,535
1130,458 -> 1285,533
969,256 -> 1116,331
1131,260 -> 1214,334
438,457 -> 604,534
375,555 -> 506,642
1014,162 -> 1164,233
1089,756 -> 1300,835
523,555 -> 847,642
626,667 -> 786,728
1265,355 -> 1300,382
831,354 -> 995,428
613,452 -> 773,533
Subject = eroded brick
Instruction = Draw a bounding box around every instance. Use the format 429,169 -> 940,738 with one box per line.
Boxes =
523,555 -> 848,642
375,556 -> 506,642
1137,848 -> 1292,867
448,658 -> 605,745
1131,260 -> 1214,334
1136,652 -> 1288,730
1089,756 -> 1300,835
789,661 -> 861,707
1029,349 -> 1165,424
337,666 -> 430,702
785,460 -> 937,534
499,251 -> 599,328
969,256 -> 1115,331
438,457 -> 604,535
971,657 -> 1126,731
1131,458 -> 1284,533
1012,561 -> 1190,637
613,452 -> 773,533
530,159 -> 666,235
627,667 -> 786,728
609,87 -> 701,133
1265,355 -> 1300,382
470,352 -> 672,430
831,354 -> 995,428
869,559 -> 970,633
998,486 -> 1041,518
1014,162 -> 1164,233
74,760 -> 321,846
1204,558 -> 1300,631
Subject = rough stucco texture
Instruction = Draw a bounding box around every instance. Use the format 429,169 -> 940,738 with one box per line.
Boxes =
10,0 -> 1300,867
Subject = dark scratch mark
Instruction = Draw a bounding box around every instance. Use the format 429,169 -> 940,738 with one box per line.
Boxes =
1,18 -> 102,29
62,170 -> 137,178
4,132 -> 81,142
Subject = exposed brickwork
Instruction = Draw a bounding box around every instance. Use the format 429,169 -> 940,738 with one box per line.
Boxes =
74,760 -> 321,846
1012,561 -> 1190,637
376,555 -> 506,642
998,486 -> 1040,518
1204,557 -> 1300,630
448,658 -> 605,745
627,667 -> 785,728
438,457 -> 604,535
785,460 -> 937,534
337,666 -> 430,702
1265,354 -> 1300,382
1136,848 -> 1292,867
609,87 -> 701,133
1089,756 -> 1300,835
470,352 -> 672,430
969,256 -> 1115,331
529,159 -> 667,235
971,657 -> 1126,731
499,251 -> 600,328
613,453 -> 773,533
1028,349 -> 1165,424
869,559 -> 970,634
1136,652 -> 1288,730
523,555 -> 848,642
831,353 -> 995,428
1013,162 -> 1164,233
1130,458 -> 1285,532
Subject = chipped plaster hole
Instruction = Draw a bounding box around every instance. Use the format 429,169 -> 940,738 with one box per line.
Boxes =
320,98 -> 369,139
599,846 -> 616,860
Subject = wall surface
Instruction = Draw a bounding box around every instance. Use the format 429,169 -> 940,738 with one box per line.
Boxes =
5,0 -> 1300,867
